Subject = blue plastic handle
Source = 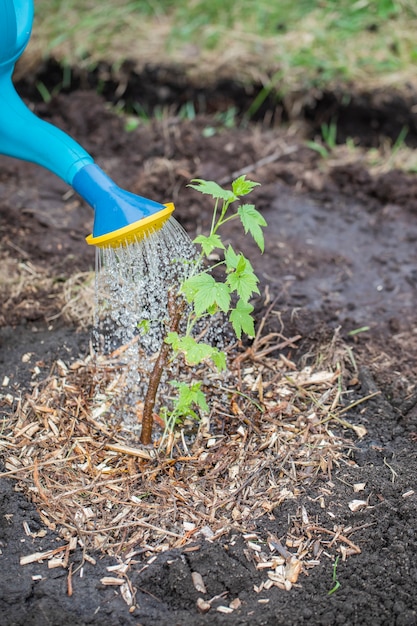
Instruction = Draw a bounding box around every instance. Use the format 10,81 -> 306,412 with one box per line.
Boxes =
0,0 -> 33,66
0,68 -> 94,183
0,0 -> 172,244
0,0 -> 93,183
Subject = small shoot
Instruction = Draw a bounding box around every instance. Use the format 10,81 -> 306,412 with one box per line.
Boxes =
392,125 -> 409,156
321,119 -> 338,151
328,556 -> 341,595
161,380 -> 208,441
140,175 -> 266,445
347,326 -> 370,337
137,319 -> 151,335
307,118 -> 338,159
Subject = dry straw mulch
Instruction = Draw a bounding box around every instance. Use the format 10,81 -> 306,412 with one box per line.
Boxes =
0,329 -> 371,592
0,250 -> 95,328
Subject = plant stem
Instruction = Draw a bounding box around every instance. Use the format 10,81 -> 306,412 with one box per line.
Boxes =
140,293 -> 185,445
210,197 -> 220,234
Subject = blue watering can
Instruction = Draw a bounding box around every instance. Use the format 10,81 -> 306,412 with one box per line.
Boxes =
0,0 -> 174,247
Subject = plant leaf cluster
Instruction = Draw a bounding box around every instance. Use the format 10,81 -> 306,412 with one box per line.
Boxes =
183,175 -> 265,340
168,175 -> 265,374
141,175 -> 266,442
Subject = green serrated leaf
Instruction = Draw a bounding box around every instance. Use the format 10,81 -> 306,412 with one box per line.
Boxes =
207,303 -> 218,315
188,179 -> 237,202
232,175 -> 260,197
182,273 -> 230,316
229,299 -> 255,339
227,265 -> 260,301
137,319 -> 150,334
173,336 -> 214,364
238,203 -> 267,253
181,273 -> 213,301
235,254 -> 248,274
194,233 -> 225,256
189,387 -> 209,413
226,254 -> 259,301
171,335 -> 225,371
225,245 -> 240,271
170,381 -> 208,418
165,331 -> 180,350
211,350 -> 227,371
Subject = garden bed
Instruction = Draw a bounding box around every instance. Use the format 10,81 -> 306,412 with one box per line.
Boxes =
0,64 -> 416,625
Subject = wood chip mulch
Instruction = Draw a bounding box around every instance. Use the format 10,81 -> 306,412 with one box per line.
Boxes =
0,332 -> 371,592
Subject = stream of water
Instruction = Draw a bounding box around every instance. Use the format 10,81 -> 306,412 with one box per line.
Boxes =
94,217 -> 197,431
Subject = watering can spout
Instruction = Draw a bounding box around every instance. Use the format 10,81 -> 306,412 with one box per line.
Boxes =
74,164 -> 174,247
0,0 -> 174,247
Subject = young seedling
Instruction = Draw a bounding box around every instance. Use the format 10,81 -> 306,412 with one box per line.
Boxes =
139,175 -> 266,445
328,556 -> 341,595
307,119 -> 338,159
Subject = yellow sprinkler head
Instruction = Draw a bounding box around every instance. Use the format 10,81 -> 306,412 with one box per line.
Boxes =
86,203 -> 175,248
71,164 -> 175,249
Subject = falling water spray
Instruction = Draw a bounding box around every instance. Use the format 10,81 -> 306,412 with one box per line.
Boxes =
94,218 -> 197,438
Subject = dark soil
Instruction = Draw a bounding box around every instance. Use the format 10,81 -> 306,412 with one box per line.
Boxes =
1,62 -> 417,625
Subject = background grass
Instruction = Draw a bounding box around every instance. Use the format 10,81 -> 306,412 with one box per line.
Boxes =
30,0 -> 417,91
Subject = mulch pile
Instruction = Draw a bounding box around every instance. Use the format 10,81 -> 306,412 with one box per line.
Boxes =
0,326 -> 373,606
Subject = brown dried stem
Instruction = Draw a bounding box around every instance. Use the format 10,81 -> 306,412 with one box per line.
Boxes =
140,292 -> 186,445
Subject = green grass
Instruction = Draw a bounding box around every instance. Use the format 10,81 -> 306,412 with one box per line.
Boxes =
31,0 -> 417,91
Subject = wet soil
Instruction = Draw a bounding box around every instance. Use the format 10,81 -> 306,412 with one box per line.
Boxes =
1,64 -> 417,625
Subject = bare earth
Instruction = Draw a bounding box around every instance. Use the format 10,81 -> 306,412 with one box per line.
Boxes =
0,66 -> 417,625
